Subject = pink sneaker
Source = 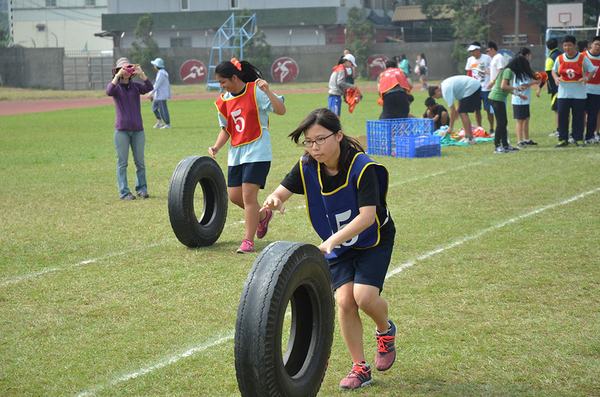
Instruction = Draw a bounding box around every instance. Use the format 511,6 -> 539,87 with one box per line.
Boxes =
339,362 -> 372,390
375,319 -> 397,371
256,209 -> 273,239
236,239 -> 254,254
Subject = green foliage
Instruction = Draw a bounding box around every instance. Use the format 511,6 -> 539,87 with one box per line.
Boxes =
128,13 -> 160,80
345,7 -> 375,78
0,11 -> 9,48
449,2 -> 490,74
242,30 -> 272,79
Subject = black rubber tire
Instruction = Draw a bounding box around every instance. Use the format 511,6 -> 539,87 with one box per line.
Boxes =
168,156 -> 228,247
235,241 -> 335,397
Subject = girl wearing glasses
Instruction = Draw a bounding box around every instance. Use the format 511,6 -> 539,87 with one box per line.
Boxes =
208,58 -> 286,254
261,108 -> 397,390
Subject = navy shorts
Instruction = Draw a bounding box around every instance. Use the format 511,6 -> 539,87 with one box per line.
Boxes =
481,90 -> 491,111
551,93 -> 558,111
513,104 -> 530,120
328,244 -> 393,292
458,87 -> 482,114
228,161 -> 271,189
328,95 -> 342,116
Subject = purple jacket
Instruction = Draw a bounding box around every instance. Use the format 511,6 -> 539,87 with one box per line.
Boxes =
106,79 -> 154,131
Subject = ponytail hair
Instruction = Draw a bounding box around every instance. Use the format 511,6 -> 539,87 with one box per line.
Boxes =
215,58 -> 263,83
289,108 -> 364,171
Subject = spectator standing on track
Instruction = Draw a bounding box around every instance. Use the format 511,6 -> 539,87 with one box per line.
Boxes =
465,41 -> 494,134
208,58 -> 286,253
417,53 -> 428,90
148,57 -> 172,130
261,108 -> 397,391
428,75 -> 482,145
106,57 -> 153,201
552,35 -> 596,147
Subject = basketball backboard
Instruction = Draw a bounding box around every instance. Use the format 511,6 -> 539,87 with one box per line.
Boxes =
547,3 -> 584,28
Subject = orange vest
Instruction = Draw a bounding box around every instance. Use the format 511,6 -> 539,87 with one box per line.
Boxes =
584,51 -> 600,85
557,53 -> 585,83
215,82 -> 262,147
378,68 -> 411,100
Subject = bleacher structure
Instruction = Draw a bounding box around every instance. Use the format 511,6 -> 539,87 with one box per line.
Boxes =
206,13 -> 257,91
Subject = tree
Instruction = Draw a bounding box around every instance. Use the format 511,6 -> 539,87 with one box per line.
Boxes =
128,13 -> 160,80
235,9 -> 272,78
0,11 -> 9,48
345,6 -> 375,78
450,4 -> 490,74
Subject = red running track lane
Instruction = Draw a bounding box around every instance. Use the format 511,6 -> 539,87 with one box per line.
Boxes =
0,87 -> 387,117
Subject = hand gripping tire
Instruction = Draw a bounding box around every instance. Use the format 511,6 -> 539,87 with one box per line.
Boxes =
235,241 -> 335,397
168,156 -> 228,247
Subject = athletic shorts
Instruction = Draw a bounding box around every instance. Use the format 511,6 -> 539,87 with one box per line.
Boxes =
227,161 -> 271,189
458,87 -> 482,114
513,104 -> 530,120
551,93 -> 558,111
328,95 -> 342,116
481,90 -> 491,111
328,244 -> 393,292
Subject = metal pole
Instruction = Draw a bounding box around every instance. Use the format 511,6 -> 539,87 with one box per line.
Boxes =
515,0 -> 520,44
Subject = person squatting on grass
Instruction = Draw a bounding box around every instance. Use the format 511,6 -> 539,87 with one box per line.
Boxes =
423,97 -> 449,130
106,57 -> 153,201
377,59 -> 413,120
208,58 -> 286,254
488,54 -> 534,154
428,75 -> 482,145
261,108 -> 397,390
328,54 -> 357,118
512,48 -> 542,149
148,57 -> 172,130
552,35 -> 597,148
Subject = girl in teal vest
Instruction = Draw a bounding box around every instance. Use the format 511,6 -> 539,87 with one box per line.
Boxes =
261,108 -> 397,390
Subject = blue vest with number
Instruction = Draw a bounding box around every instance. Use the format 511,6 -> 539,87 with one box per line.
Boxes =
300,152 -> 389,259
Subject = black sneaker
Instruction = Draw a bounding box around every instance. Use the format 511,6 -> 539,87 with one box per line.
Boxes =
555,140 -> 568,148
121,192 -> 136,200
494,146 -> 508,154
504,144 -> 519,152
137,191 -> 150,199
524,139 -> 538,146
517,141 -> 526,148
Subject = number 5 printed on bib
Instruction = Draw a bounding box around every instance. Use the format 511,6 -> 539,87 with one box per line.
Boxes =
231,108 -> 245,133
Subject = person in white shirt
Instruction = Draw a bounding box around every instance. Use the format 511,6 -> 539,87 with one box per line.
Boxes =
148,58 -> 172,129
465,42 -> 494,134
487,42 -> 505,90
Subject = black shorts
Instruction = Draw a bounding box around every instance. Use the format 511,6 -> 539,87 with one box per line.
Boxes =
227,161 -> 271,189
328,244 -> 393,292
458,87 -> 482,114
551,93 -> 558,111
513,104 -> 530,120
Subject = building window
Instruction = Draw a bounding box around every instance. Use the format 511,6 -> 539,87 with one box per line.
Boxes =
46,0 -> 57,7
502,34 -> 527,44
180,0 -> 189,11
340,0 -> 345,5
170,37 -> 192,48
85,0 -> 96,5
230,0 -> 239,9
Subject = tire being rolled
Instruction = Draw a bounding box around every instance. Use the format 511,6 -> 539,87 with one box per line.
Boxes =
235,241 -> 335,397
168,156 -> 228,247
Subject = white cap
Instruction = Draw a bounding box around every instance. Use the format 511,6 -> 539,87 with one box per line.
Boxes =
343,54 -> 357,67
467,44 -> 481,52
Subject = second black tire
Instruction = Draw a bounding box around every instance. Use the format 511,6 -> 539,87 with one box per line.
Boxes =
235,241 -> 335,397
168,156 -> 228,247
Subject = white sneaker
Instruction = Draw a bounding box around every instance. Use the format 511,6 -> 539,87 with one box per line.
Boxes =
160,124 -> 172,129
549,131 -> 559,137
153,121 -> 164,129
459,137 -> 469,143
467,137 -> 477,145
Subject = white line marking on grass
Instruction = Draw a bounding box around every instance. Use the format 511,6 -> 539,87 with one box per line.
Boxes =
385,186 -> 600,278
74,187 -> 599,395
76,331 -> 235,397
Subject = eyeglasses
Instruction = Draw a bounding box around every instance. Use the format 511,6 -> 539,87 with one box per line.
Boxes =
302,132 -> 336,147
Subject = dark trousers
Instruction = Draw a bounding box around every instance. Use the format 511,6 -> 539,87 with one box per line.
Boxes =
557,98 -> 586,142
585,94 -> 600,140
379,90 -> 409,120
489,99 -> 508,147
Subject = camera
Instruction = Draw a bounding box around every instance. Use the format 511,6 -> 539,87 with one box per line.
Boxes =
123,67 -> 134,74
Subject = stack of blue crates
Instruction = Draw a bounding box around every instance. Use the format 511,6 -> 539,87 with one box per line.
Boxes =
366,118 -> 441,158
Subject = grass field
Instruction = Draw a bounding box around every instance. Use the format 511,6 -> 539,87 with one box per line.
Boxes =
1,86 -> 599,396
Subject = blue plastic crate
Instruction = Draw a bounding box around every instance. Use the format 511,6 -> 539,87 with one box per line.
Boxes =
366,118 -> 434,156
395,135 -> 441,158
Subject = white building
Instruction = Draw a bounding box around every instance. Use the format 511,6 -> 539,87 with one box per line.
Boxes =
10,0 -> 110,52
